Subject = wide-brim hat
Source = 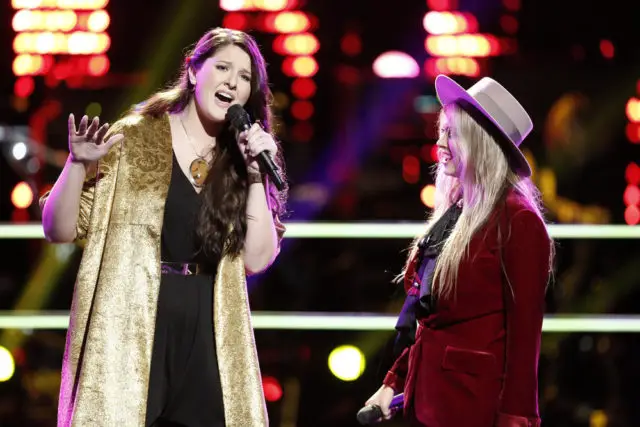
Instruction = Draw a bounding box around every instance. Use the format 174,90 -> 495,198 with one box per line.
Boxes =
434,74 -> 533,177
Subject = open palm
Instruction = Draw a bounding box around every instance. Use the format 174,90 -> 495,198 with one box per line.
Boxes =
68,114 -> 124,165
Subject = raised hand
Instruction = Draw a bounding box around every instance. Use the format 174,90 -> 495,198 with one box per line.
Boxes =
68,114 -> 124,166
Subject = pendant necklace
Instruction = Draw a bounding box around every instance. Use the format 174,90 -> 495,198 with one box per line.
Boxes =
177,115 -> 214,188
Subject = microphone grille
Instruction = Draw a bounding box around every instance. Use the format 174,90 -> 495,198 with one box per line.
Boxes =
356,405 -> 383,425
226,104 -> 250,130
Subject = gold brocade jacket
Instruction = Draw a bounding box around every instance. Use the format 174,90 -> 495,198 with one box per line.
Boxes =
42,113 -> 278,426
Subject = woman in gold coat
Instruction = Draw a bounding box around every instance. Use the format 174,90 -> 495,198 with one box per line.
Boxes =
40,28 -> 287,427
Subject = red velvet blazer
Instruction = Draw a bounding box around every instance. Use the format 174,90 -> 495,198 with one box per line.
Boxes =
384,190 -> 551,427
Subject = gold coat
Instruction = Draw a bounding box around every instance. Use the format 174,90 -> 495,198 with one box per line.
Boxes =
43,113 -> 273,426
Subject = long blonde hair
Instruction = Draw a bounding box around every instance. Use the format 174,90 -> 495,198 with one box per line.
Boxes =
403,103 -> 552,299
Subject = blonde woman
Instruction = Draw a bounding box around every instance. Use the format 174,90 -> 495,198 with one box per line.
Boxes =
365,75 -> 553,427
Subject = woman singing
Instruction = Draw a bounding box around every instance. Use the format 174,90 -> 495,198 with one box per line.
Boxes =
41,28 -> 287,427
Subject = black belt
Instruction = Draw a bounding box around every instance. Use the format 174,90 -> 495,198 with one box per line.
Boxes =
161,262 -> 202,276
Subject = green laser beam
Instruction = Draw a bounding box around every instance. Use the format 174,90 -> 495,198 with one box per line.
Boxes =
1,223 -> 639,239
0,312 -> 638,332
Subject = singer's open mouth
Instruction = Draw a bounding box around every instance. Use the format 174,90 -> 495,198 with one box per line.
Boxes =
215,92 -> 234,103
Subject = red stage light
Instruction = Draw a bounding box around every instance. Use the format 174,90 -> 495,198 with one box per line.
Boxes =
14,76 -> 35,97
291,78 -> 316,99
291,100 -> 314,120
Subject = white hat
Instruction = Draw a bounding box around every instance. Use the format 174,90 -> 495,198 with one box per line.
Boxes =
435,74 -> 533,177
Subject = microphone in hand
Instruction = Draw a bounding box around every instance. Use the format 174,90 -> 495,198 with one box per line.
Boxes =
225,104 -> 285,191
356,393 -> 404,425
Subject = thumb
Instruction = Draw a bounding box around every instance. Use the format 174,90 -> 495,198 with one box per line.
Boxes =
238,129 -> 250,142
381,404 -> 391,418
104,134 -> 125,150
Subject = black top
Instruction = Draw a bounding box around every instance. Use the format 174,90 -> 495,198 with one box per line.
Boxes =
161,153 -> 203,263
149,152 -> 225,426
413,202 -> 463,309
393,202 -> 462,356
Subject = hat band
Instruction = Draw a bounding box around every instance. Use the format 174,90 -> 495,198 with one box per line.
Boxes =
472,92 -> 522,145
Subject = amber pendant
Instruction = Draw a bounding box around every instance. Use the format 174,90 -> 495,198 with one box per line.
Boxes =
189,157 -> 209,187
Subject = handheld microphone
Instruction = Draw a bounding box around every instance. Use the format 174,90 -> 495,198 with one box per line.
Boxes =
356,393 -> 404,425
226,104 -> 285,191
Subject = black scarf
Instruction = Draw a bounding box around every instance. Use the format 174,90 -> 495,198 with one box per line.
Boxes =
393,202 -> 462,357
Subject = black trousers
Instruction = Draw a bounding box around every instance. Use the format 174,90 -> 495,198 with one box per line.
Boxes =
146,273 -> 226,427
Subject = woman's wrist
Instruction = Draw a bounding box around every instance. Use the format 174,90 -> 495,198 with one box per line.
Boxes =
247,170 -> 263,185
67,153 -> 92,172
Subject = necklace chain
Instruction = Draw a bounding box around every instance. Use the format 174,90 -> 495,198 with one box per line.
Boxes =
175,114 -> 214,188
178,115 -> 213,160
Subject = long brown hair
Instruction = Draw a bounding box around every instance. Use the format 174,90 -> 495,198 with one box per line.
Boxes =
134,27 -> 288,263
